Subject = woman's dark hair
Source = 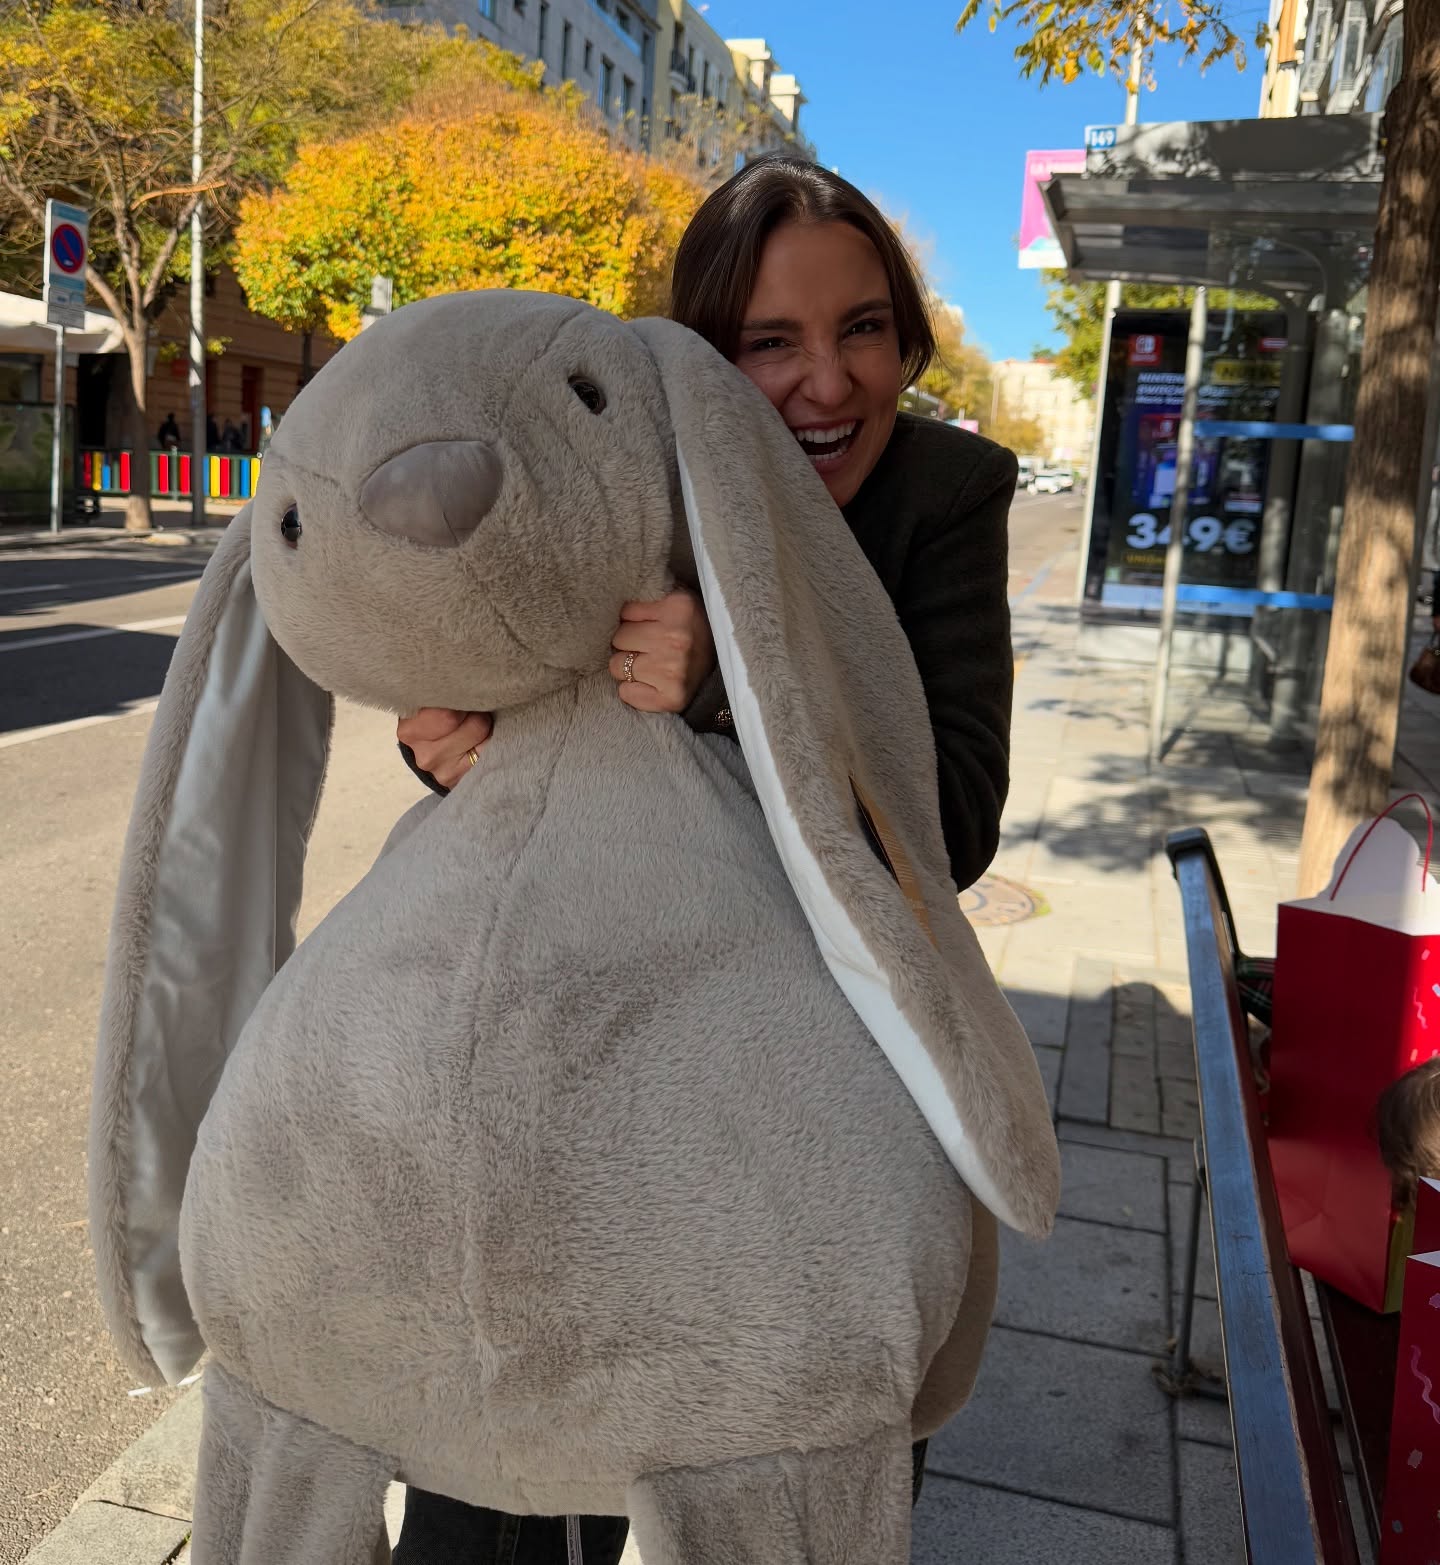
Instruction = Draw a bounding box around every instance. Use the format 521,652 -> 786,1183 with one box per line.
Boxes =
669,155 -> 937,387
1376,1057 -> 1440,1206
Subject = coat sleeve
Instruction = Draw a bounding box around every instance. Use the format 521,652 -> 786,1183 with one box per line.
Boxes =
896,445 -> 1016,891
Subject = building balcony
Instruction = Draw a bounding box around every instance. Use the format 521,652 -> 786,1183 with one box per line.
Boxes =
668,49 -> 695,89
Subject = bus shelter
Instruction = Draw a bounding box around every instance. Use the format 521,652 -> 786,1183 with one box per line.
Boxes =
1041,111 -> 1389,742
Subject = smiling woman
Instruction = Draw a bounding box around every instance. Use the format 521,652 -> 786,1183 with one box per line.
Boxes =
671,159 -> 935,508
392,155 -> 1022,1565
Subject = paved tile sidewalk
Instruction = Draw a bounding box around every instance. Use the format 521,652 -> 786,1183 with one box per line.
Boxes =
32,539 -> 1422,1564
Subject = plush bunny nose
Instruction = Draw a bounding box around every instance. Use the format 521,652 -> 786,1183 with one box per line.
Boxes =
360,441 -> 503,548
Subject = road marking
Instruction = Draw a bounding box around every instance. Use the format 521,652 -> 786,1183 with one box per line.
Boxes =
0,614 -> 186,654
0,699 -> 162,749
0,568 -> 202,598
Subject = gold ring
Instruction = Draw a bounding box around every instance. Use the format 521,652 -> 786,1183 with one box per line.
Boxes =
466,747 -> 480,768
622,651 -> 637,683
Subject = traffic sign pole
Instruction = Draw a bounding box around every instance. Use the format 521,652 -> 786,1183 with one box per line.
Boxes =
50,325 -> 64,535
1076,36 -> 1145,600
43,199 -> 88,535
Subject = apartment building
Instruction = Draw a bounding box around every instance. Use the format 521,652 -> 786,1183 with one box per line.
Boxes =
383,0 -> 811,156
991,358 -> 1094,465
1259,0 -> 1402,118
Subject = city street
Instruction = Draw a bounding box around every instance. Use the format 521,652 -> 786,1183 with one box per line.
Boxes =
0,490 -> 1082,1561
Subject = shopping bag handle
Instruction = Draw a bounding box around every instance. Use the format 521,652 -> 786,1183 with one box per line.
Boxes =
1330,792 -> 1435,898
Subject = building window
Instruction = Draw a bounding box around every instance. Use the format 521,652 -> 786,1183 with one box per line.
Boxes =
513,0 -> 525,13
1334,0 -> 1367,93
1366,18 -> 1402,110
614,5 -> 630,32
599,55 -> 614,113
560,18 -> 572,77
538,1 -> 548,64
583,38 -> 593,71
1298,0 -> 1333,97
701,59 -> 710,98
477,0 -> 494,18
622,74 -> 634,116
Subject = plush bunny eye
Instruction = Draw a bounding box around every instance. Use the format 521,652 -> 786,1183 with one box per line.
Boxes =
280,505 -> 302,547
569,377 -> 607,415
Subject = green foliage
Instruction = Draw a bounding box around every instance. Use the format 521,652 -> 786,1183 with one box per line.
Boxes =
1039,272 -> 1274,395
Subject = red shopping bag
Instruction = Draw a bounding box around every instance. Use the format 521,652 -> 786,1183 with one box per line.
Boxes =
1379,1181 -> 1440,1564
1269,798 -> 1440,1313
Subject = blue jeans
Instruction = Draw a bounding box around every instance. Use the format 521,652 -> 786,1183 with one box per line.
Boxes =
391,1441 -> 929,1563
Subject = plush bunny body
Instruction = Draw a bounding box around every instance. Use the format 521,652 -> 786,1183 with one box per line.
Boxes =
182,673 -> 972,1520
91,291 -> 1059,1565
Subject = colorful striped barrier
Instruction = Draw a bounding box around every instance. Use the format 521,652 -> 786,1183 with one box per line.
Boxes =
81,449 -> 261,501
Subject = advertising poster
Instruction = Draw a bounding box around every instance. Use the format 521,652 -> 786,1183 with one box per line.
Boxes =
1018,151 -> 1086,270
1083,310 -> 1287,615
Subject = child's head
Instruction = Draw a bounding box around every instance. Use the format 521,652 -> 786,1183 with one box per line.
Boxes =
1377,1058 -> 1440,1206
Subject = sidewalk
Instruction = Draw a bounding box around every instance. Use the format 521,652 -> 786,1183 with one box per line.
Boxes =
28,546 -> 1426,1564
0,500 -> 244,551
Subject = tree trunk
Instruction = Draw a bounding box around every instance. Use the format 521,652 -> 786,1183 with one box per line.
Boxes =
122,324 -> 153,532
1297,0 -> 1440,894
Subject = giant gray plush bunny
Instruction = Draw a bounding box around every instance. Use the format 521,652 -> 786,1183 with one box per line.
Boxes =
90,291 -> 1060,1565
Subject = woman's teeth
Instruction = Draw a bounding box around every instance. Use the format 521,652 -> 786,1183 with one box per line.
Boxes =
793,422 -> 859,465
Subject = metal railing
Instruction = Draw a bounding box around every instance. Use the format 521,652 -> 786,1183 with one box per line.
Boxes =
1166,828 -> 1362,1565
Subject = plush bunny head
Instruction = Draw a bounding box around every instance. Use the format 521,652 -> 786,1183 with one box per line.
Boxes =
91,288 -> 1059,1391
251,292 -> 683,715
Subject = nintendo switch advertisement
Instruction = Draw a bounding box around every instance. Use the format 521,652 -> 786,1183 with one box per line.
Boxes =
1083,310 -> 1287,615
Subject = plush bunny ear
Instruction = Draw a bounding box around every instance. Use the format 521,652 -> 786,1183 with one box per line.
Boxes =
89,511 -> 333,1385
633,318 -> 1060,1239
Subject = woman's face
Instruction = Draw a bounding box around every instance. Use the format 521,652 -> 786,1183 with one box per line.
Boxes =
733,219 -> 904,507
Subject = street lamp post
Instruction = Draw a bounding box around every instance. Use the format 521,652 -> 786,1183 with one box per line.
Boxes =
189,0 -> 205,531
1075,36 -> 1145,596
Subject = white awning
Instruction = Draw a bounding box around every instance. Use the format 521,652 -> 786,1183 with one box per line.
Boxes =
0,290 -> 127,354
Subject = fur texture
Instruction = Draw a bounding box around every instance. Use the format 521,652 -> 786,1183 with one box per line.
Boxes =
90,291 -> 1059,1561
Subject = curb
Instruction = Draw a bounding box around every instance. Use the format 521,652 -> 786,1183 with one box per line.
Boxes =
0,526 -> 228,552
19,1381 -> 415,1565
21,1389 -> 200,1565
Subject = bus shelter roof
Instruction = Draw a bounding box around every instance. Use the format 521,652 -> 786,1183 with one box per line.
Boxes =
1041,111 -> 1383,305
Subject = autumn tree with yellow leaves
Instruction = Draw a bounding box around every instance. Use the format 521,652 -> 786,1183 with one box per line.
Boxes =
0,0 -> 437,527
234,68 -> 705,345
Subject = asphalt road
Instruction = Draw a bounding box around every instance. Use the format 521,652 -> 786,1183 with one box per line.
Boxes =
0,488 -> 1080,1560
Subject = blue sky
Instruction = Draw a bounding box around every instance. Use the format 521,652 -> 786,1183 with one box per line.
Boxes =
704,0 -> 1266,360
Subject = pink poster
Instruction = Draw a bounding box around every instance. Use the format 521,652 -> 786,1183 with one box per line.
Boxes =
1019,150 -> 1086,270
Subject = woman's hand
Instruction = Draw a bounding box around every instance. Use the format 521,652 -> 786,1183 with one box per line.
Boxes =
397,708 -> 493,789
608,589 -> 716,713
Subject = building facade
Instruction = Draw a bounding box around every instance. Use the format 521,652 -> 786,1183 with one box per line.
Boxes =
1259,0 -> 1403,118
382,0 -> 811,156
990,359 -> 1094,465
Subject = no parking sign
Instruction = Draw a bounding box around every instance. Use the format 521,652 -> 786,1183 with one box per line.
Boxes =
44,200 -> 89,329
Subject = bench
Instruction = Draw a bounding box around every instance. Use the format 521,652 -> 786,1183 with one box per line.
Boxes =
1165,828 -> 1399,1565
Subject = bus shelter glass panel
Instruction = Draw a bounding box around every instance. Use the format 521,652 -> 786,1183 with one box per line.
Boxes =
1083,305 -> 1290,617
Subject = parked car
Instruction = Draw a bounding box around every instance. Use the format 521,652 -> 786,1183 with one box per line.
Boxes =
1029,468 -> 1074,495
